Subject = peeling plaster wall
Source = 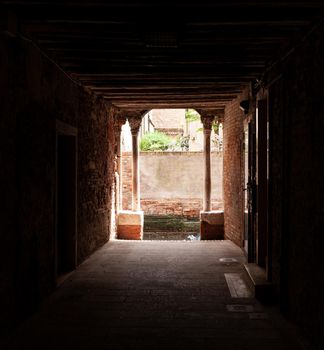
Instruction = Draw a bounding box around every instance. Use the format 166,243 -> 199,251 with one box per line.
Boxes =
122,151 -> 223,217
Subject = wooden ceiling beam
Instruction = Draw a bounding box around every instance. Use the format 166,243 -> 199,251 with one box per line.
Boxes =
60,64 -> 264,74
12,4 -> 321,23
3,1 -> 324,6
82,81 -> 244,86
98,93 -> 238,99
110,101 -> 227,109
88,85 -> 242,91
57,58 -> 267,67
74,74 -> 253,81
106,96 -> 232,101
5,0 -> 322,109
24,23 -> 306,35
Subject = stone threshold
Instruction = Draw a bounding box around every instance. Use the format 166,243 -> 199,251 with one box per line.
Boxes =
243,263 -> 273,303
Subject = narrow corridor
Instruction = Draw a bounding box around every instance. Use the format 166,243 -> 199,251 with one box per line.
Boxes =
4,241 -> 309,350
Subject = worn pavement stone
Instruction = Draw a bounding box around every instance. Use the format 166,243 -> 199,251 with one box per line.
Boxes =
4,240 -> 310,350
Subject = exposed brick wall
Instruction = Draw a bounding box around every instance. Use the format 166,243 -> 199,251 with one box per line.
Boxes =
77,95 -> 115,262
223,91 -> 248,247
0,34 -> 116,330
267,23 -> 324,349
122,151 -> 223,217
140,199 -> 222,218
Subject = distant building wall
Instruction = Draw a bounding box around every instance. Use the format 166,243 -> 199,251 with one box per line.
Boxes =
150,109 -> 186,130
122,109 -> 223,153
122,151 -> 223,217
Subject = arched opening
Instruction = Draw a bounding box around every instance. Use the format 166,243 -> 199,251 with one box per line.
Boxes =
118,108 -> 224,241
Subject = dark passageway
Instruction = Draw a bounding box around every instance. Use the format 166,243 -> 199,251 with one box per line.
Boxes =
1,1 -> 324,349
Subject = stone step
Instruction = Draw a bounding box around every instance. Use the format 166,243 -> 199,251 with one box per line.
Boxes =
243,263 -> 273,303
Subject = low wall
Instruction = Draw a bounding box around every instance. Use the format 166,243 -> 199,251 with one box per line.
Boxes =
122,151 -> 223,218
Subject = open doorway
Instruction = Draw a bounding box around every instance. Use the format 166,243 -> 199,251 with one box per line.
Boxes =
243,96 -> 270,271
55,121 -> 77,284
121,109 -> 224,240
243,117 -> 256,262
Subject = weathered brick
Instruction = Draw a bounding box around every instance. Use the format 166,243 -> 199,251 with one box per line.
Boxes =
223,90 -> 248,247
0,35 -> 117,328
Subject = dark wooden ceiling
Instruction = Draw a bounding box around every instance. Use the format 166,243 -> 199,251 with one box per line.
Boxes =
2,1 -> 324,112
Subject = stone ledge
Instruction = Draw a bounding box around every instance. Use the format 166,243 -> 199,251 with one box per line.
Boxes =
243,263 -> 273,303
118,210 -> 143,226
117,210 -> 144,240
200,210 -> 224,225
200,211 -> 224,240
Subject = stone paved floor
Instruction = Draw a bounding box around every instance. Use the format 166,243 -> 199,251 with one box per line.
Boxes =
4,240 -> 311,350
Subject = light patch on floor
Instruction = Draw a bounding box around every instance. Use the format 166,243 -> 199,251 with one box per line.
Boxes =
225,273 -> 253,298
219,258 -> 238,262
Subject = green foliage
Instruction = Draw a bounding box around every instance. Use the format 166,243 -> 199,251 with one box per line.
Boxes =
196,121 -> 219,134
212,120 -> 220,134
185,109 -> 200,123
185,109 -> 219,134
140,131 -> 172,151
176,135 -> 190,151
